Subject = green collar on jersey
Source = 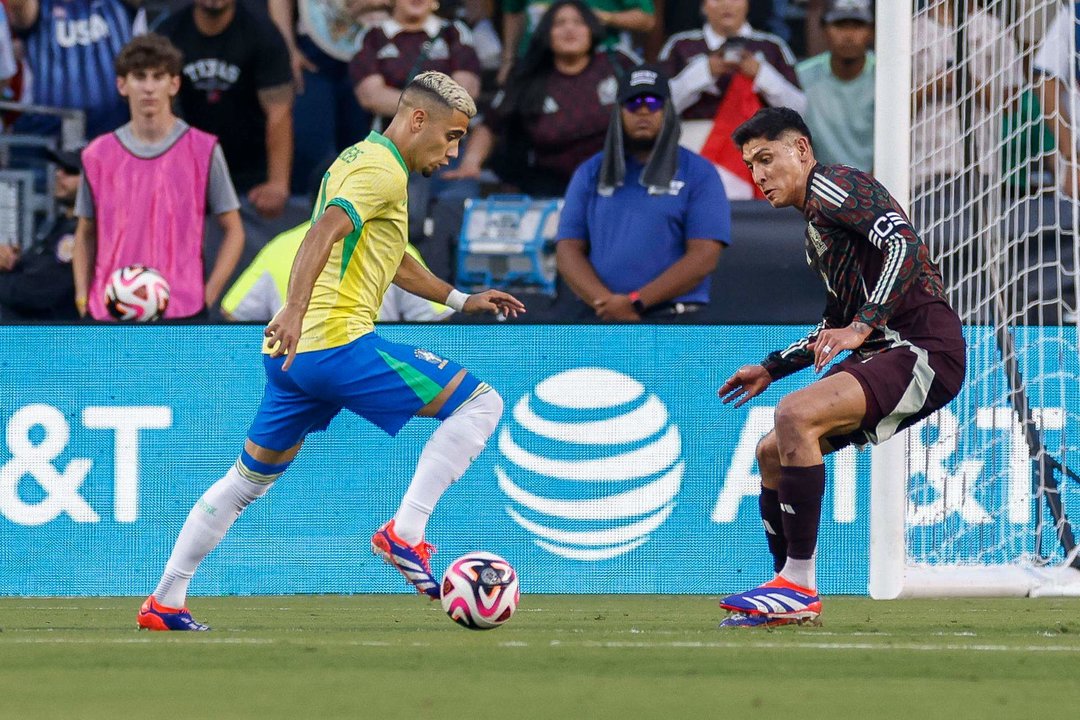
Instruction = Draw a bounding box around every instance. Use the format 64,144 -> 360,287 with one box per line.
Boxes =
366,131 -> 409,176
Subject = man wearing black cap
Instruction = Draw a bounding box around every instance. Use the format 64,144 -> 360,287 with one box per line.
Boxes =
795,0 -> 875,172
555,64 -> 731,322
0,147 -> 81,321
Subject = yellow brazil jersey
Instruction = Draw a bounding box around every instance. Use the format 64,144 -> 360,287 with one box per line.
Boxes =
285,131 -> 410,354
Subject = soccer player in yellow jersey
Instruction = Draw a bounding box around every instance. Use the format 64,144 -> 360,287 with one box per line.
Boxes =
138,72 -> 526,631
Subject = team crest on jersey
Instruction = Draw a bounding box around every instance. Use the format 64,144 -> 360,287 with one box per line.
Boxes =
55,234 -> 75,264
807,223 -> 827,256
542,96 -> 559,114
597,76 -> 618,106
377,44 -> 400,60
415,349 -> 449,369
424,38 -> 450,60
340,146 -> 360,163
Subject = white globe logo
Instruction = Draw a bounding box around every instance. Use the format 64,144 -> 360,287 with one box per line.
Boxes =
496,368 -> 683,561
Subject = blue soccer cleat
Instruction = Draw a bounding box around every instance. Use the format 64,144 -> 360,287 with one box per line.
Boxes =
136,595 -> 210,631
719,576 -> 823,621
719,613 -> 804,629
371,519 -> 440,600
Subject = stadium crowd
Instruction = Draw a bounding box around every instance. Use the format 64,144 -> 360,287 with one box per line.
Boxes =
0,0 -> 1061,324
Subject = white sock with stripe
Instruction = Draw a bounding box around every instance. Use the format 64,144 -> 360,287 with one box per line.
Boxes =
153,462 -> 276,609
393,388 -> 503,545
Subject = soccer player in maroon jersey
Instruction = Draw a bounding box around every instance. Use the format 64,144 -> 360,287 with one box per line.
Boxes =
716,107 -> 966,627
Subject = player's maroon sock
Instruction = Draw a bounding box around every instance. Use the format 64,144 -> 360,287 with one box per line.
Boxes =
758,487 -> 787,573
777,464 -> 826,561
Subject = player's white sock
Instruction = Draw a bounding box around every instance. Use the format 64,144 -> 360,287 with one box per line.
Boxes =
779,556 -> 816,592
394,388 -> 503,545
153,462 -> 275,608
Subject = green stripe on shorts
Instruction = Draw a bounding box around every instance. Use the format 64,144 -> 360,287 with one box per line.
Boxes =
376,349 -> 443,404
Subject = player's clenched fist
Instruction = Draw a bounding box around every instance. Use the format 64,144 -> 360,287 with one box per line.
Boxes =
718,364 -> 773,408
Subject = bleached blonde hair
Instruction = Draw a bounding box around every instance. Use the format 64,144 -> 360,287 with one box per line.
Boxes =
402,71 -> 477,119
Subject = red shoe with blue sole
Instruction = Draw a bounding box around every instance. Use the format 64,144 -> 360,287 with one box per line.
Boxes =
137,595 -> 210,631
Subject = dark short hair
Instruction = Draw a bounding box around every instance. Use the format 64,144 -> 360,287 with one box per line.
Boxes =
731,107 -> 814,148
114,33 -> 183,78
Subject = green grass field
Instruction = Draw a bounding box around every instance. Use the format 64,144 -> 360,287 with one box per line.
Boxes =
2,595 -> 1079,719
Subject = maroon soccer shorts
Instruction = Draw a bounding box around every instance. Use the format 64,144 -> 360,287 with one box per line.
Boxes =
823,332 -> 966,450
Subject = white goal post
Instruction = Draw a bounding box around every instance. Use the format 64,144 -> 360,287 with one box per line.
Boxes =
870,0 -> 1080,598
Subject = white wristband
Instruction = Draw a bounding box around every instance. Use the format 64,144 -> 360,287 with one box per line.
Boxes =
446,289 -> 470,312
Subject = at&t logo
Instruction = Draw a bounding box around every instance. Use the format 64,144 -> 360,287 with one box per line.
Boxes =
0,404 -> 171,526
497,368 -> 682,561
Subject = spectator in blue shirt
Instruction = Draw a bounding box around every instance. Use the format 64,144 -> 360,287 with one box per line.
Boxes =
9,0 -> 145,139
556,64 -> 730,322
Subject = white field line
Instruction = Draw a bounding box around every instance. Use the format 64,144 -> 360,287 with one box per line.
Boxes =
2,637 -> 1080,653
4,607 -> 305,612
795,631 -> 894,637
551,640 -> 1080,653
1,638 -> 276,644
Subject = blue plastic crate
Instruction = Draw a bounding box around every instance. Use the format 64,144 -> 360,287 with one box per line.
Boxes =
456,194 -> 563,296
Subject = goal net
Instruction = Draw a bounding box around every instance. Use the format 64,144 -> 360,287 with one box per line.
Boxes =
870,0 -> 1080,597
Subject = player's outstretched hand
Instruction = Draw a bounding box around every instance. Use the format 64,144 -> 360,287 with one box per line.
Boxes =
718,364 -> 772,408
264,304 -> 305,371
808,321 -> 872,372
463,290 -> 527,319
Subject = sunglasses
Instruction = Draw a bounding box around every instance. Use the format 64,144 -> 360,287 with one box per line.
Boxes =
624,94 -> 664,112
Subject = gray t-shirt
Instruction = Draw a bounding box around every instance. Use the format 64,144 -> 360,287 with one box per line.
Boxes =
795,51 -> 876,173
75,119 -> 241,219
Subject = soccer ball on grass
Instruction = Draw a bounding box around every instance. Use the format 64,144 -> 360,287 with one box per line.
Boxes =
440,552 -> 519,630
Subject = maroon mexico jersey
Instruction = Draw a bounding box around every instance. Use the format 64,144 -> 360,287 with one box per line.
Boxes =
762,164 -> 961,380
488,50 -> 636,183
349,16 -> 480,106
659,28 -> 799,121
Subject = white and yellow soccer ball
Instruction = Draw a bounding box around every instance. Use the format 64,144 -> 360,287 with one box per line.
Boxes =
104,264 -> 170,322
440,552 -> 519,630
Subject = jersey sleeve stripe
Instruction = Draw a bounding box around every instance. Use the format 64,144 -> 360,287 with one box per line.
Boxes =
658,30 -> 702,60
811,177 -> 846,207
328,198 -> 366,280
868,235 -> 905,307
311,171 -> 331,221
328,197 -> 364,233
779,320 -> 825,358
810,179 -> 840,206
815,174 -> 850,201
868,240 -> 902,306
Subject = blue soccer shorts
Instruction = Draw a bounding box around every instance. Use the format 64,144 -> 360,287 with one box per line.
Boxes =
246,332 -> 482,451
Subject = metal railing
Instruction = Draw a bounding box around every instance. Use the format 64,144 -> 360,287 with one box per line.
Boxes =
0,103 -> 85,249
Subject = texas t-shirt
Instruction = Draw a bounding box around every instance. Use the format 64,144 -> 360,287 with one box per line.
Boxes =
158,3 -> 291,192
